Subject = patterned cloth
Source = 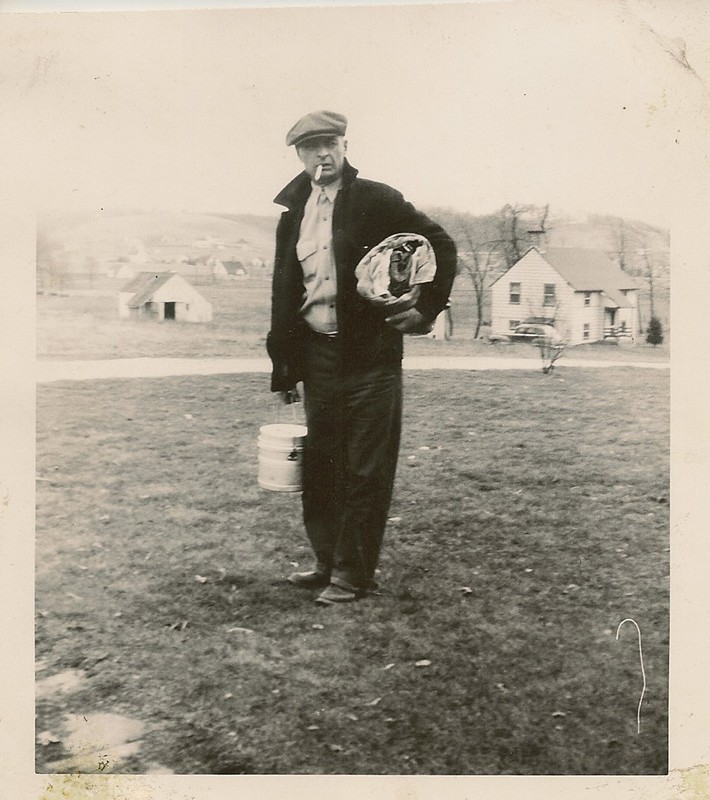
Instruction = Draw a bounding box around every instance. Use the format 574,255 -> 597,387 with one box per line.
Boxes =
355,233 -> 437,307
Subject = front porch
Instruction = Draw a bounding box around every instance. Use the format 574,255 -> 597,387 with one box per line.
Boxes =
603,304 -> 636,339
603,324 -> 633,338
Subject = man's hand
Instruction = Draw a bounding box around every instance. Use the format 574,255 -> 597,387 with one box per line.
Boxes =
278,388 -> 301,405
385,307 -> 432,334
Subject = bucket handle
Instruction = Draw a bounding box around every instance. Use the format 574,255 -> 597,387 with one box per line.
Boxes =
275,388 -> 304,425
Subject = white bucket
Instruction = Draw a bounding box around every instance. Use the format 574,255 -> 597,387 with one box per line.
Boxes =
257,423 -> 308,492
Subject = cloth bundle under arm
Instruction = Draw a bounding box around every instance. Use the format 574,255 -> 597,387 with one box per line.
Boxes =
354,233 -> 437,307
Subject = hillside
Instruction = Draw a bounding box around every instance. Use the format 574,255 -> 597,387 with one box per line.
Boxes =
423,207 -> 670,292
546,215 -> 669,288
38,209 -> 279,275
38,207 -> 670,327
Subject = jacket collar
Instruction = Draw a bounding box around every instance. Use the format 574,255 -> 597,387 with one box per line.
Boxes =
273,159 -> 359,210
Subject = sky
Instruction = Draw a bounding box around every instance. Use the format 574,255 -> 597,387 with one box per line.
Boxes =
2,0 -> 708,227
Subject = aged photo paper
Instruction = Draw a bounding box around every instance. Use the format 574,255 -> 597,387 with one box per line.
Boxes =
1,0 -> 708,798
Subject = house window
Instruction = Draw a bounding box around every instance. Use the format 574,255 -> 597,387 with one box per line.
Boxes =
584,292 -> 591,307
509,282 -> 521,305
543,283 -> 556,306
583,323 -> 590,340
509,320 -> 520,330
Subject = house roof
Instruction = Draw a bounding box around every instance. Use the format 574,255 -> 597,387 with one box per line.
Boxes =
600,286 -> 632,309
543,248 -> 642,309
543,248 -> 639,292
123,272 -> 176,308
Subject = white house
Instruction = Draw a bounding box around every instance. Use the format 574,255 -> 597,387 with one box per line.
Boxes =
489,247 -> 640,345
118,272 -> 213,322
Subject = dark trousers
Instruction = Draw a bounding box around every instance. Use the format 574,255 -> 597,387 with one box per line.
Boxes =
301,332 -> 402,590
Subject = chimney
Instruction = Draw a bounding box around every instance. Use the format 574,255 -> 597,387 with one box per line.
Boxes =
527,229 -> 547,253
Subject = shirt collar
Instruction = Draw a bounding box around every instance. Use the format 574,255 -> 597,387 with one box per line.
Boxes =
310,176 -> 342,203
273,160 -> 357,210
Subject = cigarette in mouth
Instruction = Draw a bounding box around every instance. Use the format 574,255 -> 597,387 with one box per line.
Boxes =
315,165 -> 323,182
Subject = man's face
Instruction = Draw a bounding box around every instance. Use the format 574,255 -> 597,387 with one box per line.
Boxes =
296,135 -> 347,185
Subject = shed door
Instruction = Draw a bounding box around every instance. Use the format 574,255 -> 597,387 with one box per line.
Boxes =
164,302 -> 176,320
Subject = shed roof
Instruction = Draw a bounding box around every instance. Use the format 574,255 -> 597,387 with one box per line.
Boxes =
124,272 -> 176,309
121,271 -> 171,294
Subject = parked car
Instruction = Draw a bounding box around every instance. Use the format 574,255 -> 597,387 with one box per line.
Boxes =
488,323 -> 564,345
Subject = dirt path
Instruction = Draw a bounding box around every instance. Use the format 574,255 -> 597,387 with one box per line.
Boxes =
36,355 -> 669,383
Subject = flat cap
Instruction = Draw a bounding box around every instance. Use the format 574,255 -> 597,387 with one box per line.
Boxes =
286,110 -> 347,147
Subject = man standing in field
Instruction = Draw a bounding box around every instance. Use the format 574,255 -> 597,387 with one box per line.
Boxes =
267,110 -> 457,605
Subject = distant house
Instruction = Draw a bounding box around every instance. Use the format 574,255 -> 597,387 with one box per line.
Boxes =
211,259 -> 228,279
210,258 -> 247,280
489,247 -> 640,345
118,272 -> 213,322
222,260 -> 248,279
192,235 -> 226,249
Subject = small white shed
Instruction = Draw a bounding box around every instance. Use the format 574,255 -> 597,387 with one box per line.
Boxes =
118,272 -> 213,322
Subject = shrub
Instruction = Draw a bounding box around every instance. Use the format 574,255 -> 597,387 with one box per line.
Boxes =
646,316 -> 664,346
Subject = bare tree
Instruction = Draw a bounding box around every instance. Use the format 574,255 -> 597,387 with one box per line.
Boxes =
37,229 -> 71,295
607,217 -> 646,274
429,203 -> 553,338
641,248 -> 656,319
638,244 -> 668,322
535,335 -> 565,373
611,218 -> 628,273
496,203 -> 551,268
634,227 -> 669,325
429,209 -> 505,338
497,204 -> 524,269
458,245 -> 502,339
84,255 -> 100,289
602,215 -> 670,280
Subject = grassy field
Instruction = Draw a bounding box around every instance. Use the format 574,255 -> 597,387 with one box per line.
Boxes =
37,276 -> 670,363
35,367 -> 669,775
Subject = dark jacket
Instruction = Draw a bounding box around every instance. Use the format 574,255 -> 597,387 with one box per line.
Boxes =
267,160 -> 457,391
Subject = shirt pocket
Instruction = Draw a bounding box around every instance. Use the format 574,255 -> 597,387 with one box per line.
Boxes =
296,239 -> 318,283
